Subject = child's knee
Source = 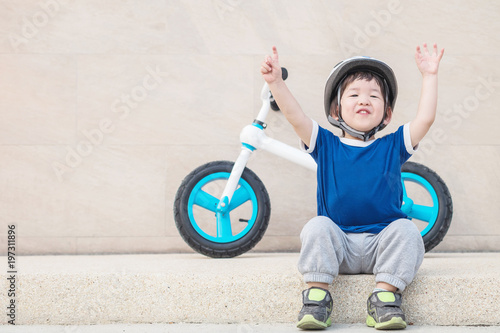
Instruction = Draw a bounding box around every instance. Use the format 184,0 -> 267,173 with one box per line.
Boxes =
300,216 -> 337,241
390,219 -> 421,239
381,219 -> 424,250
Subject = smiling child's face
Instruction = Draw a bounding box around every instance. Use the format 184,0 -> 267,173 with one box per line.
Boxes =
336,78 -> 391,140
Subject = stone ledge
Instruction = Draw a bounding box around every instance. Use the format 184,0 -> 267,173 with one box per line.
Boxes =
0,253 -> 498,326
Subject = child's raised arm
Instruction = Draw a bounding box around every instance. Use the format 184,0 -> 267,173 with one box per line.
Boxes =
410,43 -> 445,147
261,46 -> 313,147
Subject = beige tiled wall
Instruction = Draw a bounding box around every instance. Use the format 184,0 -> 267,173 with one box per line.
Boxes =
1,0 -> 499,254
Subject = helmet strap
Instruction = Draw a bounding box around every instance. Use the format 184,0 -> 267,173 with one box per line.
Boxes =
328,115 -> 385,142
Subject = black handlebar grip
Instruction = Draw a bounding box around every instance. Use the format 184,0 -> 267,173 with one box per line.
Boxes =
281,67 -> 288,81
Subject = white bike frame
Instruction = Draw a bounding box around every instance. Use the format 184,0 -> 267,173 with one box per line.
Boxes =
218,82 -> 316,209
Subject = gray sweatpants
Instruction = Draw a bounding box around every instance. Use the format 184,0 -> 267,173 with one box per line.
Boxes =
297,216 -> 425,291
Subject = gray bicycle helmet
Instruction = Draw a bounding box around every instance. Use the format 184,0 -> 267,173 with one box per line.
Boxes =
324,56 -> 398,141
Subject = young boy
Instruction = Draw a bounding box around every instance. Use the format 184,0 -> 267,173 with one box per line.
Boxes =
260,44 -> 444,330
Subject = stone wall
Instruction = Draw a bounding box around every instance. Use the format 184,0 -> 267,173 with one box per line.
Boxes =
1,0 -> 499,254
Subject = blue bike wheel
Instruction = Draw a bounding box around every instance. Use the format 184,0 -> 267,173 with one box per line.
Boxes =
401,162 -> 453,252
174,161 -> 271,258
187,172 -> 258,243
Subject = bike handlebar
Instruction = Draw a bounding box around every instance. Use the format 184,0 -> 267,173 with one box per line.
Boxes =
281,67 -> 288,81
256,67 -> 288,123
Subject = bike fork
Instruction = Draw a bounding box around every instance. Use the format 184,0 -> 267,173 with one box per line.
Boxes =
217,119 -> 263,214
215,147 -> 253,237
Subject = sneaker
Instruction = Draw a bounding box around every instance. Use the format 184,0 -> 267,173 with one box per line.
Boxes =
296,287 -> 333,330
366,291 -> 407,330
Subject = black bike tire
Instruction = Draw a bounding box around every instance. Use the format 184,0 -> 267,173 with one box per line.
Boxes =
401,161 -> 453,252
174,160 -> 271,258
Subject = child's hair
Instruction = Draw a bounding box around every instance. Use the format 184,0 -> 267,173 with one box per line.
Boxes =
329,71 -> 387,118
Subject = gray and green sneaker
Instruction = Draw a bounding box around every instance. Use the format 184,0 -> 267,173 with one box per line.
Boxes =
297,287 -> 333,330
366,291 -> 407,330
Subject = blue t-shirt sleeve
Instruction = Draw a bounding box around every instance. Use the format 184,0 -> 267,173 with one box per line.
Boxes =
299,120 -> 320,157
399,123 -> 417,164
299,120 -> 330,163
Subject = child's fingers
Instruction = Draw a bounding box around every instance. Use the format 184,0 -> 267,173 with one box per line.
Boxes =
272,46 -> 279,58
438,47 -> 445,60
434,44 -> 445,60
261,55 -> 273,68
422,43 -> 430,55
261,61 -> 271,73
417,43 -> 444,59
261,46 -> 281,76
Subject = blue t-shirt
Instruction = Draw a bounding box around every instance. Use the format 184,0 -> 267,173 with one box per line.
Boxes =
301,121 -> 417,233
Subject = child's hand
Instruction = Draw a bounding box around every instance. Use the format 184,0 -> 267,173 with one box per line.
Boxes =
415,43 -> 444,76
261,46 -> 282,84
